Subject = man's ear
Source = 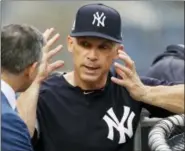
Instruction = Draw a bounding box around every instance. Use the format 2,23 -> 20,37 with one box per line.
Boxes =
24,62 -> 39,80
67,35 -> 73,53
114,44 -> 124,59
119,44 -> 124,52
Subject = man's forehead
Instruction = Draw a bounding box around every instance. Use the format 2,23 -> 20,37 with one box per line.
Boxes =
75,36 -> 116,45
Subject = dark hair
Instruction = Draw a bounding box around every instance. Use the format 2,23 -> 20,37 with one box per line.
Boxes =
1,24 -> 44,74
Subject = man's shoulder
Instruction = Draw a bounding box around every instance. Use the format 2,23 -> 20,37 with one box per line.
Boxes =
2,112 -> 29,132
2,112 -> 33,151
1,93 -> 27,134
2,112 -> 31,143
40,71 -> 66,92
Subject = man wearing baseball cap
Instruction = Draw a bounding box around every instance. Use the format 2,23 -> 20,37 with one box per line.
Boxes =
18,3 -> 183,151
70,3 -> 123,43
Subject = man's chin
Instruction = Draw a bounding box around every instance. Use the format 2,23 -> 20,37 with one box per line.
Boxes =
81,74 -> 100,83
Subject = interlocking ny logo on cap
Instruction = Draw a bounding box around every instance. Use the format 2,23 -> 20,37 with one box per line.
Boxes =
92,12 -> 106,27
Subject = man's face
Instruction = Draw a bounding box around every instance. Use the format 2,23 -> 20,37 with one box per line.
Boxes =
68,36 -> 119,83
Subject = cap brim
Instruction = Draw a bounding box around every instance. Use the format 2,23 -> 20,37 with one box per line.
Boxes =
70,31 -> 123,44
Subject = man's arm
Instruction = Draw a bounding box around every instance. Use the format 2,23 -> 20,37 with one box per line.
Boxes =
2,113 -> 33,151
139,77 -> 182,117
111,50 -> 184,114
140,77 -> 184,114
143,84 -> 184,114
17,82 -> 41,137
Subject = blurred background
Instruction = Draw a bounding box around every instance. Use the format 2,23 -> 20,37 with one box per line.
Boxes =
1,1 -> 184,75
1,1 -> 184,151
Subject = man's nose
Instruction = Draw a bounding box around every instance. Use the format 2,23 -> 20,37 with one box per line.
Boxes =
87,49 -> 98,61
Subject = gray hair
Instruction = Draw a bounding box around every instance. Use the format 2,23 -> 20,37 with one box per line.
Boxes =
1,24 -> 45,74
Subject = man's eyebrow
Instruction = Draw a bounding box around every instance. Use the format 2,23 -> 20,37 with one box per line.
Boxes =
101,40 -> 115,46
75,37 -> 87,44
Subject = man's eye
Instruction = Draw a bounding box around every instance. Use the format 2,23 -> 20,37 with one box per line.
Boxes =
80,41 -> 90,47
99,45 -> 109,50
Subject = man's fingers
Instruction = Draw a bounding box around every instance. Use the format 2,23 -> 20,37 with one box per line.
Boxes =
45,45 -> 63,61
111,77 -> 125,86
43,28 -> 55,41
41,45 -> 62,63
118,49 -> 124,55
115,65 -> 126,79
42,29 -> 49,39
114,62 -> 132,77
43,33 -> 60,51
118,49 -> 128,56
47,60 -> 64,73
118,50 -> 134,66
118,54 -> 135,71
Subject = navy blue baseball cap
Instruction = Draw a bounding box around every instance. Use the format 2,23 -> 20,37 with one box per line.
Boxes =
70,3 -> 123,43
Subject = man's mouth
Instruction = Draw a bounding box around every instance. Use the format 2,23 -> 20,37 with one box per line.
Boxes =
83,65 -> 100,70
